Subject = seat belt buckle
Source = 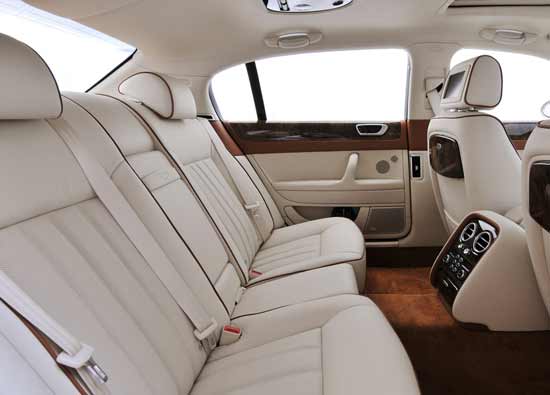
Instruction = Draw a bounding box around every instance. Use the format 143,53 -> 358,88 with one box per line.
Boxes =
194,318 -> 218,352
249,269 -> 262,279
57,343 -> 109,384
244,201 -> 261,212
219,325 -> 242,346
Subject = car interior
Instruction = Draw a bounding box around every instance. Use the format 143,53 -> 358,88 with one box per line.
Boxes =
2,0 -> 550,394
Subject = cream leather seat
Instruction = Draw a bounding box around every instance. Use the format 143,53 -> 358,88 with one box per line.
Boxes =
0,33 -> 419,394
428,55 -> 521,233
112,72 -> 367,289
523,121 -> 550,316
64,91 -> 360,317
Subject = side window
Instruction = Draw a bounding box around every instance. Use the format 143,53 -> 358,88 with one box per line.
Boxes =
210,64 -> 257,122
451,49 -> 550,122
211,49 -> 409,122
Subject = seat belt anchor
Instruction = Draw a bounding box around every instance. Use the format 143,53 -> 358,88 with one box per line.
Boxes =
57,343 -> 109,384
194,318 -> 218,351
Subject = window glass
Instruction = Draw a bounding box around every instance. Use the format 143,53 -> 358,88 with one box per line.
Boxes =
256,49 -> 409,122
211,64 -> 257,122
451,49 -> 550,121
0,0 -> 135,91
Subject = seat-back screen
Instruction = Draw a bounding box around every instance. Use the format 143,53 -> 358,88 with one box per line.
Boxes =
443,71 -> 466,99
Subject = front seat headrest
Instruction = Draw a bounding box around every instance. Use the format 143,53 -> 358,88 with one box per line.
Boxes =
0,33 -> 62,120
118,72 -> 197,120
440,55 -> 502,112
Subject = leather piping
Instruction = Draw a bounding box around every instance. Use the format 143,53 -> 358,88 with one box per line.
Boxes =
463,55 -> 503,109
231,293 -> 361,321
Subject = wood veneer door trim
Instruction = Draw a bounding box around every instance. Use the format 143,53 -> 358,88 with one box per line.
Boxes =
221,120 -> 408,154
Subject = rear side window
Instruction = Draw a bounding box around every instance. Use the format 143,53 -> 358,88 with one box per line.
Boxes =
211,49 -> 409,122
0,1 -> 135,92
451,49 -> 550,121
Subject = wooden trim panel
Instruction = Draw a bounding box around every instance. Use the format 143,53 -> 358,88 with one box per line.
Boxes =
407,119 -> 430,151
210,120 -> 243,155
224,121 -> 408,154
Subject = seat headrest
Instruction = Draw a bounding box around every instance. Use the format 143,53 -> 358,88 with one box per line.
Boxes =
440,55 -> 502,111
118,72 -> 197,120
0,33 -> 62,120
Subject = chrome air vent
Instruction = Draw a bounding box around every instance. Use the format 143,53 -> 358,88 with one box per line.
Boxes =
459,222 -> 477,242
473,231 -> 493,254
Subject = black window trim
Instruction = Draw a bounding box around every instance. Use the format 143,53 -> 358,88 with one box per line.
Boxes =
245,61 -> 267,121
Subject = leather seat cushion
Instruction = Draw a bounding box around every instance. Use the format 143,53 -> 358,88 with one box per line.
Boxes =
233,264 -> 358,318
197,295 -> 419,395
251,217 -> 366,287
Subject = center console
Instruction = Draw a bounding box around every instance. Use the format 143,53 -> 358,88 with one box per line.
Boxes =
431,211 -> 550,331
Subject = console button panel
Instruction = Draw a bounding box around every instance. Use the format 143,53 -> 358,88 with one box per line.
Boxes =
435,218 -> 497,306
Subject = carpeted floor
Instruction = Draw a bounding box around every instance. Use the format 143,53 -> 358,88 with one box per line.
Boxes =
366,267 -> 550,395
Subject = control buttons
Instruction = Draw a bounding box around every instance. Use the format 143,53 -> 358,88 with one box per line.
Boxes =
443,254 -> 451,264
463,248 -> 471,256
457,269 -> 466,279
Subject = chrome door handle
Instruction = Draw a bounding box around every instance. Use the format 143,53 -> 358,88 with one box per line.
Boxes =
356,123 -> 389,136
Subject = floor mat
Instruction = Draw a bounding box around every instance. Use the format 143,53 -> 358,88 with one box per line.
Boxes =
367,267 -> 550,395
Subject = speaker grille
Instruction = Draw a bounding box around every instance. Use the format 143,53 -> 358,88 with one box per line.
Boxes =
365,207 -> 405,235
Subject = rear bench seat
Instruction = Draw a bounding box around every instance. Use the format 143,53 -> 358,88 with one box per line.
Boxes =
0,33 -> 419,394
107,73 -> 367,290
62,92 -> 360,318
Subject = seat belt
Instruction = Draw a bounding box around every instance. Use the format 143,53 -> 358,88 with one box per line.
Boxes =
106,97 -> 252,283
197,119 -> 272,242
425,77 -> 445,116
0,271 -> 109,394
48,118 -> 218,352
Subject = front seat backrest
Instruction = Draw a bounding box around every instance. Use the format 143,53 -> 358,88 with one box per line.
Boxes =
523,121 -> 550,315
427,55 -> 521,233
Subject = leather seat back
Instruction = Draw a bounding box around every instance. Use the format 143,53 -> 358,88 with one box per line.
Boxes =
523,121 -> 550,315
427,55 -> 521,232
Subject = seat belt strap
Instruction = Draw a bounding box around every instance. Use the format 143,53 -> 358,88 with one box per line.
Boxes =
48,118 -> 218,352
0,271 -> 109,393
198,119 -> 271,242
426,78 -> 444,116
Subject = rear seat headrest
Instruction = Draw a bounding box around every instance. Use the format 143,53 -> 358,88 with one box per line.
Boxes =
440,55 -> 502,111
0,33 -> 62,120
118,72 -> 197,120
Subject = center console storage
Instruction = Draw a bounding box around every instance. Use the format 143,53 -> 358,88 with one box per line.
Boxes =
431,210 -> 550,331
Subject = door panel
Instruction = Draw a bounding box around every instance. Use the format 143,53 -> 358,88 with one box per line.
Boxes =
229,121 -> 412,240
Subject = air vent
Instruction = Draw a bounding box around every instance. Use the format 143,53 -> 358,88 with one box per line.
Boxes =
473,231 -> 493,254
263,0 -> 353,13
459,222 -> 478,242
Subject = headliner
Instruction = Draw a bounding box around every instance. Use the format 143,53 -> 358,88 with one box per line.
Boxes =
27,0 -> 550,75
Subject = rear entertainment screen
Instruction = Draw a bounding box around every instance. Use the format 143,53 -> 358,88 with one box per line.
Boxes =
443,71 -> 465,99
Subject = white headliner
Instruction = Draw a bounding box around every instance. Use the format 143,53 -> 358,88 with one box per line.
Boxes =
27,0 -> 550,75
